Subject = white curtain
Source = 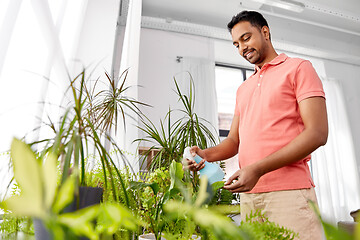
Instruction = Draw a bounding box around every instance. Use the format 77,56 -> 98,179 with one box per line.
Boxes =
0,0 -> 22,76
311,80 -> 360,224
115,0 -> 142,172
0,0 -> 88,199
176,57 -> 219,142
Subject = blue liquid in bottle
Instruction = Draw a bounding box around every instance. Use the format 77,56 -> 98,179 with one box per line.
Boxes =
192,153 -> 225,185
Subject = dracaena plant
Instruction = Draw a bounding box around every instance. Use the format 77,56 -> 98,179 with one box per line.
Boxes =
29,67 -> 148,207
134,74 -> 219,172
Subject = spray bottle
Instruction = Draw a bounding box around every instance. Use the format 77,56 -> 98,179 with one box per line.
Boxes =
183,146 -> 225,185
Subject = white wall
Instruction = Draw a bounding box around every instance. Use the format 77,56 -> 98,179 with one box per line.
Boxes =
137,28 -> 215,143
74,0 -> 120,77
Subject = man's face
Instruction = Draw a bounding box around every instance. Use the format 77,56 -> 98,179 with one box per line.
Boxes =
231,21 -> 269,67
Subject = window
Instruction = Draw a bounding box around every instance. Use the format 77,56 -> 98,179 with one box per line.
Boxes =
215,63 -> 253,138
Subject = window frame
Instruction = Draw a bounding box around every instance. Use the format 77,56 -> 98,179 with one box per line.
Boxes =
215,62 -> 253,137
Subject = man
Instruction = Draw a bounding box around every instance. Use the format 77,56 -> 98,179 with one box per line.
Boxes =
185,10 -> 328,240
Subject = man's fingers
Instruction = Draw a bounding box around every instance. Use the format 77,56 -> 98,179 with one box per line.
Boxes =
183,159 -> 200,171
224,177 -> 234,185
196,159 -> 206,170
190,146 -> 199,156
224,180 -> 239,190
224,171 -> 240,185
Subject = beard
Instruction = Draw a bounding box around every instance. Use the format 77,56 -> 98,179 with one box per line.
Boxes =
244,49 -> 260,64
244,41 -> 268,66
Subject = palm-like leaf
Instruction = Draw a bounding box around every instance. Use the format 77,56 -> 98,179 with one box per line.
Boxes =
28,67 -> 148,208
134,110 -> 182,171
135,74 -> 219,173
93,69 -> 150,133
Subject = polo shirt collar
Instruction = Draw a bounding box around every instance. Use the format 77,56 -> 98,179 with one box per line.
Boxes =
253,53 -> 288,74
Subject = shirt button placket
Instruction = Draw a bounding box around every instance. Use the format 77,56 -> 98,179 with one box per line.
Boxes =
258,74 -> 263,87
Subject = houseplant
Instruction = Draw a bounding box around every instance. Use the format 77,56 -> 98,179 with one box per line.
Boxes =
0,67 -> 148,239
29,67 -> 148,206
134,76 -> 219,185
85,160 -> 144,239
0,138 -> 142,240
129,161 -> 186,240
128,159 -> 234,240
163,175 -> 301,240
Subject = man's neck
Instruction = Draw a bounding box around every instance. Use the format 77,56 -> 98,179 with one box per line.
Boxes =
256,49 -> 278,69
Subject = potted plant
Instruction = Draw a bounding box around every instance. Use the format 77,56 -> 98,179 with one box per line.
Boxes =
128,160 -> 207,240
0,138 -> 142,240
134,76 -> 220,187
30,67 -> 147,204
129,161 -> 185,240
85,159 -> 145,239
5,67 -> 148,239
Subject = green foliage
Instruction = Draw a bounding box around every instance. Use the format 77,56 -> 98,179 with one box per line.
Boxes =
28,68 -> 148,208
135,110 -> 183,171
85,163 -> 145,239
309,201 -> 356,240
85,163 -> 134,205
0,138 -> 142,240
129,161 -> 195,239
130,167 -> 173,239
2,138 -> 58,219
162,167 -> 301,240
172,75 -> 219,150
208,181 -> 235,206
321,220 -> 353,240
0,183 -> 34,237
134,75 -> 219,172
240,210 -> 297,240
0,211 -> 34,238
129,162 -> 239,239
164,176 -> 249,240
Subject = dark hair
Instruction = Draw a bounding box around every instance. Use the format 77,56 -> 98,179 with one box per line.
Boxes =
227,11 -> 269,33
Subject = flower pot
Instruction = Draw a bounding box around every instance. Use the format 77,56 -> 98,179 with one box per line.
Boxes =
138,233 -> 201,240
34,186 -> 103,240
64,186 -> 103,212
33,219 -> 52,240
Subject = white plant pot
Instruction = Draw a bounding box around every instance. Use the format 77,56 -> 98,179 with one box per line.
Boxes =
138,233 -> 201,240
138,234 -> 161,240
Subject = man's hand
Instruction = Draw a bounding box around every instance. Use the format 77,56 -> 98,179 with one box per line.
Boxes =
223,164 -> 262,192
182,146 -> 206,171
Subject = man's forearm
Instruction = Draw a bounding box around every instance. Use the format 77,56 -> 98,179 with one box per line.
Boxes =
203,137 -> 238,162
253,127 -> 327,177
254,97 -> 328,177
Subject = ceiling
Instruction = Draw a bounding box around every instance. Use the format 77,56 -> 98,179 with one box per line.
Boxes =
140,0 -> 360,65
142,0 -> 359,35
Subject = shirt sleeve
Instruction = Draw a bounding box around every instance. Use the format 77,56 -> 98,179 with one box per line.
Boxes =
294,60 -> 325,103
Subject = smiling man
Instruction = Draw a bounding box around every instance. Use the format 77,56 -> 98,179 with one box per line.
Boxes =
184,11 -> 328,239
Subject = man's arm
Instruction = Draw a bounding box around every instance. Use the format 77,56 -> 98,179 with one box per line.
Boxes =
185,115 -> 240,171
224,96 -> 328,192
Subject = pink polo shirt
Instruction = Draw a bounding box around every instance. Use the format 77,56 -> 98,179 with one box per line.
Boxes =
234,53 -> 325,193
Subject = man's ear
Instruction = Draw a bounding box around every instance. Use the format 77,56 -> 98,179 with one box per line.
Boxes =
261,26 -> 271,40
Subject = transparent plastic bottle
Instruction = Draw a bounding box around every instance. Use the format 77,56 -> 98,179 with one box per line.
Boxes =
183,147 -> 224,184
